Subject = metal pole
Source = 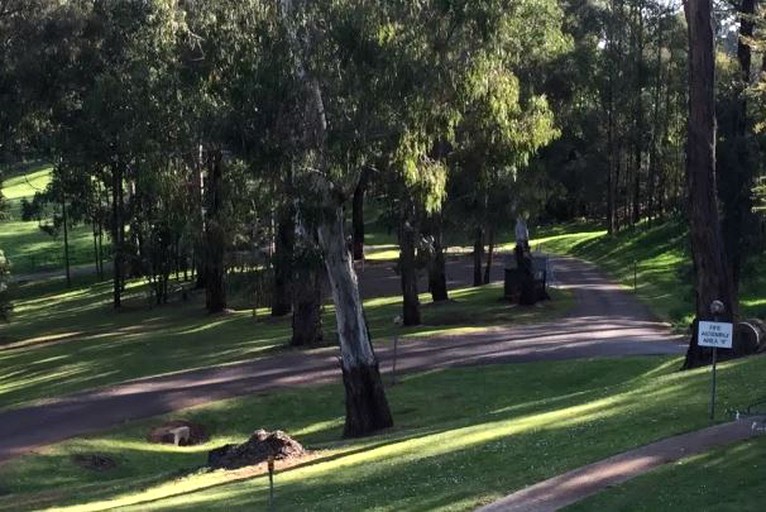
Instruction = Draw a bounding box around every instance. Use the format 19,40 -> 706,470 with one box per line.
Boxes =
268,455 -> 275,511
709,346 -> 718,422
633,260 -> 637,292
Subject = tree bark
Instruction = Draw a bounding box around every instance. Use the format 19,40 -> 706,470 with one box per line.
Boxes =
318,207 -> 393,437
473,226 -> 483,286
112,163 -> 125,309
279,0 -> 392,437
631,3 -> 644,225
61,191 -> 71,288
351,169 -> 368,261
428,214 -> 449,302
272,203 -> 295,317
92,220 -> 99,279
291,217 -> 323,347
683,0 -> 737,369
290,270 -> 323,346
483,227 -> 494,285
399,215 -> 421,326
291,253 -> 323,347
720,0 -> 757,301
647,13 -> 664,224
204,150 -> 226,313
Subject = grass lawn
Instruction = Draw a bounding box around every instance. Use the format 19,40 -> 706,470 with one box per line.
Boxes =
0,354 -> 764,511
567,431 -> 766,511
1,165 -> 99,274
0,276 -> 572,410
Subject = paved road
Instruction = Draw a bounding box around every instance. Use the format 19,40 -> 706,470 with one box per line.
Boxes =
0,257 -> 684,463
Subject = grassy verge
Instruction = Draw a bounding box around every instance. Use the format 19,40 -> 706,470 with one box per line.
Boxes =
0,277 -> 572,410
567,431 -> 766,511
0,354 -> 764,511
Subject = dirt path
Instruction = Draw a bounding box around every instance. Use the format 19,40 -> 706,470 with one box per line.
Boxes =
476,417 -> 765,512
0,256 -> 684,463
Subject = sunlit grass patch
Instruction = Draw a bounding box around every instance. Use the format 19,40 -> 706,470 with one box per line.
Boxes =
1,165 -> 100,274
1,354 -> 764,511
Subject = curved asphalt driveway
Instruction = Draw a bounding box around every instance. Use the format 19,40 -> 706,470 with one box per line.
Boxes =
0,257 -> 685,463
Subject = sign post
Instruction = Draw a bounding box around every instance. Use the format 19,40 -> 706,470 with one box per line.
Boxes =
267,454 -> 275,511
698,301 -> 733,422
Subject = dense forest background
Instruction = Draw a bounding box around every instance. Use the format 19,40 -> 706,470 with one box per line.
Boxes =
2,0 -> 766,434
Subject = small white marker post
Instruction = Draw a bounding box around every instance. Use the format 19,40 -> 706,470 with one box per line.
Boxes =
698,300 -> 733,423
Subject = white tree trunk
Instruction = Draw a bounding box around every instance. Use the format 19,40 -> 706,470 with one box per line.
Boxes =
278,0 -> 393,436
317,207 -> 376,369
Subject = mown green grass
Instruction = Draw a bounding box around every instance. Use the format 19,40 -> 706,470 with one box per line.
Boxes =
1,165 -> 99,274
0,354 -> 764,511
0,276 -> 572,410
567,431 -> 766,511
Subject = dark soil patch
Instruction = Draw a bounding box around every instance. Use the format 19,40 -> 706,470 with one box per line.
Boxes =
71,453 -> 117,471
207,429 -> 306,470
147,420 -> 209,446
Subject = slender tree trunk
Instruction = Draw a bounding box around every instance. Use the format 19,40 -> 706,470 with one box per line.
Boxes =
318,207 -> 393,437
683,0 -> 737,369
473,226 -> 483,286
291,263 -> 323,346
352,170 -> 367,261
92,220 -> 99,279
399,214 -> 420,326
632,4 -> 644,225
112,163 -> 124,309
606,0 -> 618,234
291,219 -> 323,347
193,147 -> 206,290
204,150 -> 226,313
279,0 -> 392,437
647,14 -> 664,224
483,227 -> 494,285
272,203 -> 295,317
98,218 -> 104,280
720,0 -> 757,301
428,214 -> 448,302
61,192 -> 71,288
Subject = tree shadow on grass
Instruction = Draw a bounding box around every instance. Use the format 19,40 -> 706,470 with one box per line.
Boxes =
0,357 -> 709,511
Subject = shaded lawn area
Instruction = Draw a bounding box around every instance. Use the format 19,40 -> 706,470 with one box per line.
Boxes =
0,277 -> 572,410
567,433 -> 766,511
0,354 -> 764,511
